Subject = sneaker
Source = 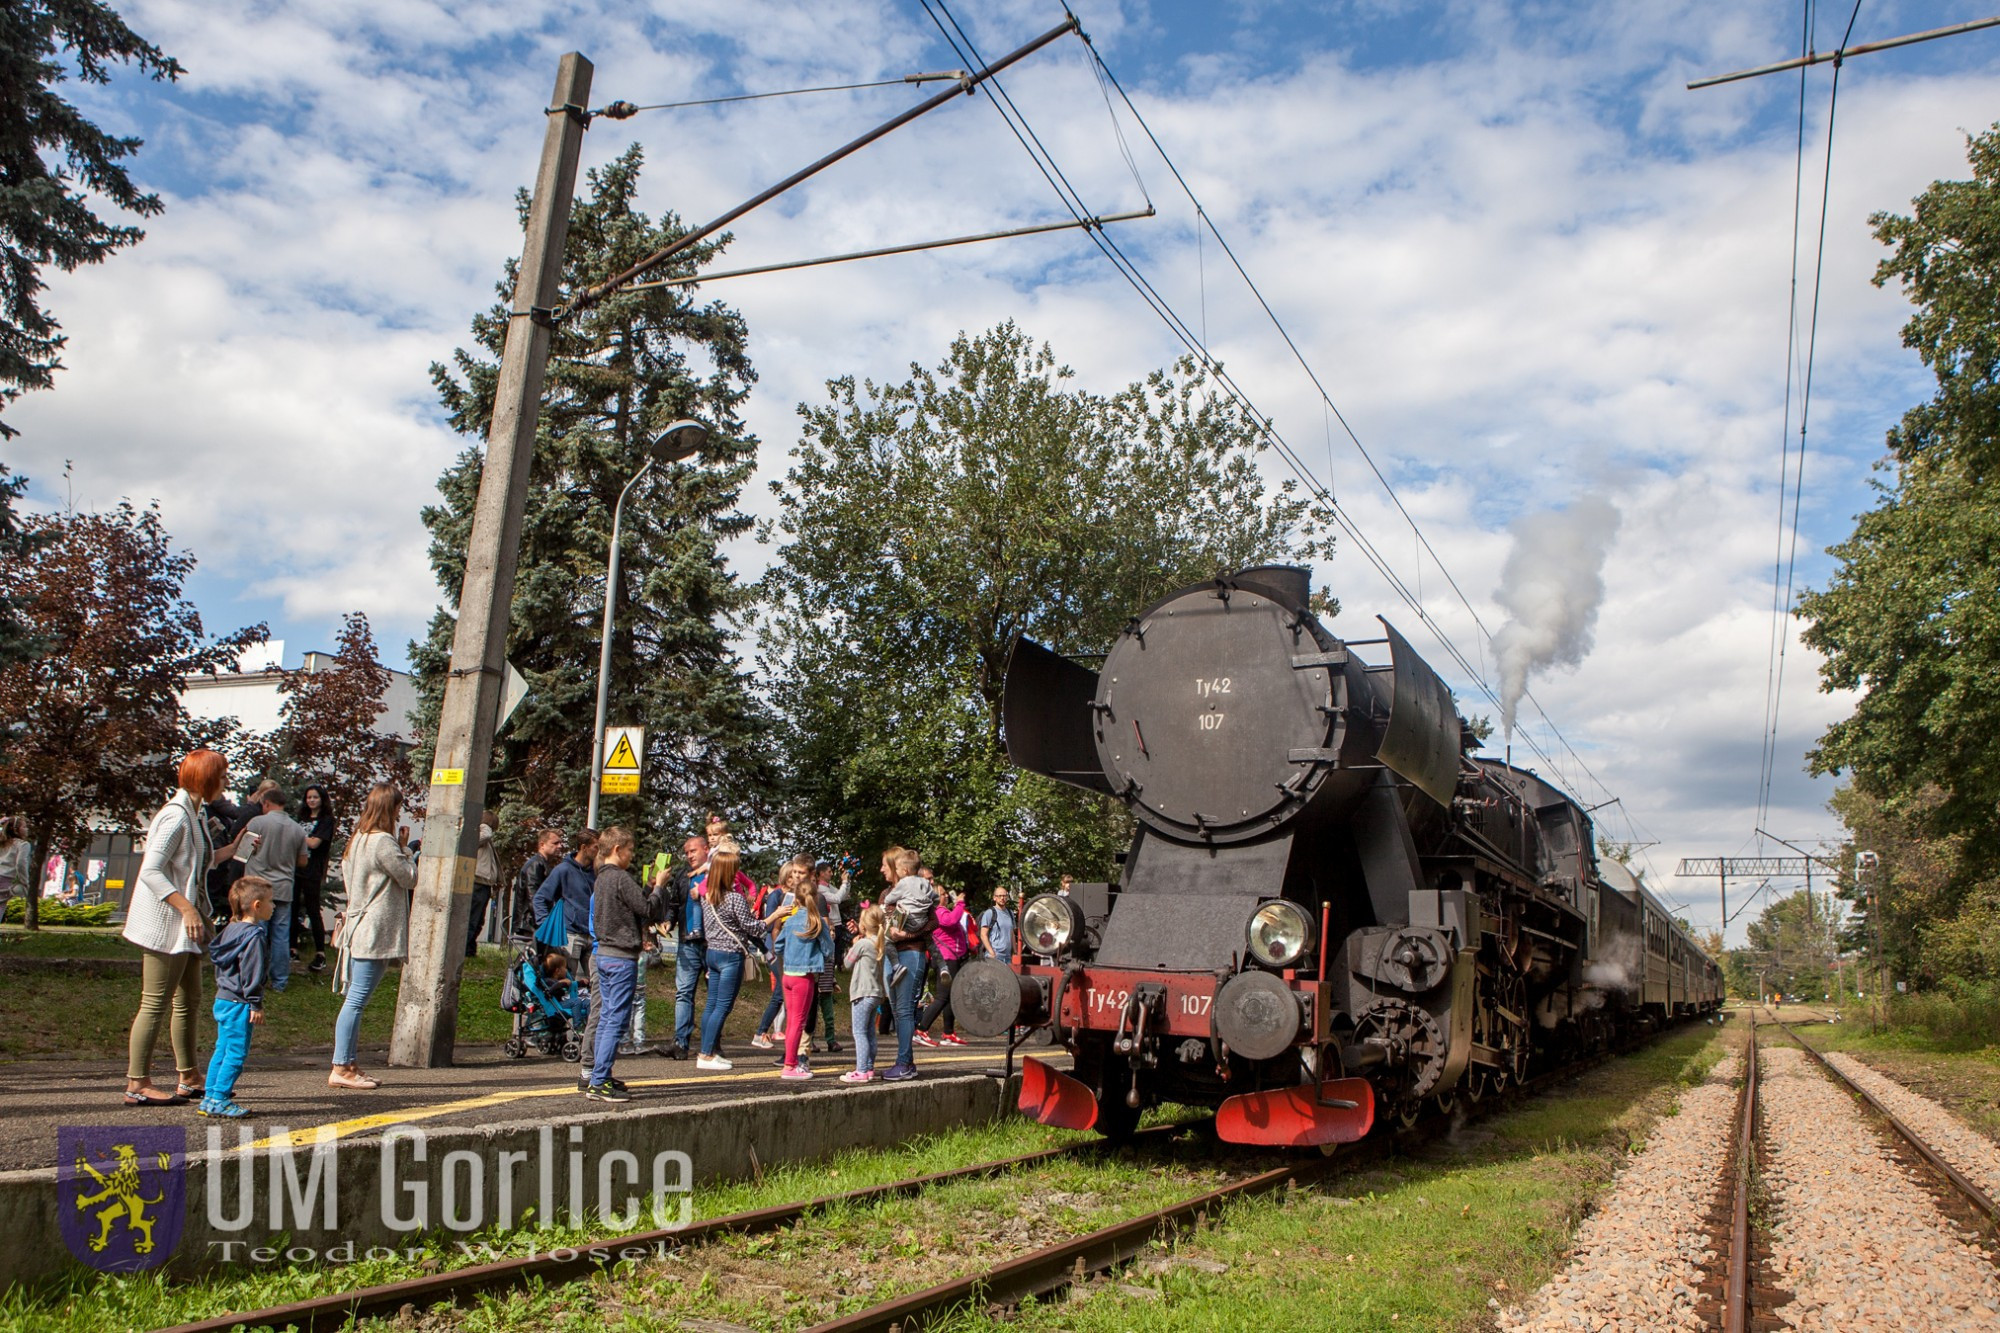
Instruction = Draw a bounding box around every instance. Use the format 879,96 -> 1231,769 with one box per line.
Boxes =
839,1070 -> 874,1084
779,1065 -> 813,1080
913,1032 -> 939,1048
749,1033 -> 774,1049
585,1083 -> 632,1102
660,1043 -> 689,1060
198,1098 -> 249,1118
608,1077 -> 629,1093
941,1033 -> 968,1046
309,954 -> 328,973
881,1064 -> 918,1081
695,1054 -> 733,1072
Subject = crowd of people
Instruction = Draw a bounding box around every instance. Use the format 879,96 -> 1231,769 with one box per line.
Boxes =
116,748 -> 1026,1115
520,816 -> 1019,1099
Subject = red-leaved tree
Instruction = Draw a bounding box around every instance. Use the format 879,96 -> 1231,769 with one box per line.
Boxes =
265,611 -> 413,834
0,501 -> 262,929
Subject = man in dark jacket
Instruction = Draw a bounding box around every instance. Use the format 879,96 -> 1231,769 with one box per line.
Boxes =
511,828 -> 562,938
582,827 -> 672,1101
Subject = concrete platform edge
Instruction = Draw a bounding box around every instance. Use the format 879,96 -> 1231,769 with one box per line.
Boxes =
1,1071 -> 1017,1288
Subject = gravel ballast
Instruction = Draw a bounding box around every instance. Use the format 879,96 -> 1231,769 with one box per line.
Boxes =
1760,1044 -> 2000,1330
1496,1052 -> 1742,1333
1823,1048 -> 2000,1205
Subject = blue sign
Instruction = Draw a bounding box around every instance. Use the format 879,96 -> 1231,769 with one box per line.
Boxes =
58,1126 -> 186,1272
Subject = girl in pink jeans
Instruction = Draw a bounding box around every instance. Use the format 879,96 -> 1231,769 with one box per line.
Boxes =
770,863 -> 834,1078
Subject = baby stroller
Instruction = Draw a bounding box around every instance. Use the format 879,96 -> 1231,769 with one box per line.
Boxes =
501,939 -> 587,1061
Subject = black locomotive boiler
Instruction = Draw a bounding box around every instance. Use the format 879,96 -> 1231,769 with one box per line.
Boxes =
953,565 -> 1723,1145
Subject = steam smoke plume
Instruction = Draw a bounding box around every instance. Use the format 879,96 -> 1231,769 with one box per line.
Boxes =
1491,495 -> 1620,739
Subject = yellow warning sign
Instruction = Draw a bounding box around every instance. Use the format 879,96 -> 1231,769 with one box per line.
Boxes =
599,725 -> 644,795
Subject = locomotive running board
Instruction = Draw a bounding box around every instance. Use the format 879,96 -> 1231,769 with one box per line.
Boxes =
1019,1056 -> 1099,1131
1216,1077 -> 1376,1147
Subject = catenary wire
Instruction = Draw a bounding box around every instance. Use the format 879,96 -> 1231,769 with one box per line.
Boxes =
1764,0 -> 1863,849
1057,9 -> 1662,862
918,1 -> 1642,855
622,75 -> 959,113
1068,18 -> 1653,847
1755,2 -> 1817,849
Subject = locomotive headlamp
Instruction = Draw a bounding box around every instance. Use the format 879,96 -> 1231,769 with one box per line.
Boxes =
1021,893 -> 1084,958
1247,899 -> 1316,968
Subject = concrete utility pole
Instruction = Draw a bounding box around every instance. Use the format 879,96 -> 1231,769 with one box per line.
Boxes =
391,53 -> 593,1068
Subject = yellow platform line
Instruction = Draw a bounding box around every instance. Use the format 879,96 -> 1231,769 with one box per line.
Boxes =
247,1051 -> 1011,1151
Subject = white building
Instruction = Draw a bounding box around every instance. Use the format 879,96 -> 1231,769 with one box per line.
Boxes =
179,640 -> 421,744
32,643 -> 423,905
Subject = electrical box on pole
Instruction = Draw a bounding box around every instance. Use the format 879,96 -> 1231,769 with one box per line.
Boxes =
390,53 -> 594,1068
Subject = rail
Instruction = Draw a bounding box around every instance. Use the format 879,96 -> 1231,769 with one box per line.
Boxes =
1771,1013 -> 2000,1230
149,1127 -> 1187,1333
1723,1018 -> 1757,1333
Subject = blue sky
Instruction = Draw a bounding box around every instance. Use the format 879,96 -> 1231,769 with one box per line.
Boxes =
8,0 -> 1998,942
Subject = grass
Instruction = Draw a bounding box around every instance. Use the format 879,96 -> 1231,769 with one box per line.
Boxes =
0,1117 -> 1093,1333
0,927 -> 133,960
1759,1000 -> 2000,1140
0,934 -> 824,1060
7,1021 -> 1737,1332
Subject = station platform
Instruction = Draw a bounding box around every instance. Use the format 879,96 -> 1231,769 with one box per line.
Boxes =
0,1035 -> 1035,1172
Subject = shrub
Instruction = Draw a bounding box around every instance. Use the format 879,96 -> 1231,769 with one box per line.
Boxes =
2,899 -> 116,927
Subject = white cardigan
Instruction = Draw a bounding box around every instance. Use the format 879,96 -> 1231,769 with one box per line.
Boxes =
125,790 -> 209,956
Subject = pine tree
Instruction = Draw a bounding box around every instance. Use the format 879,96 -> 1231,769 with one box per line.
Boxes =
0,0 -> 181,435
416,146 -> 775,856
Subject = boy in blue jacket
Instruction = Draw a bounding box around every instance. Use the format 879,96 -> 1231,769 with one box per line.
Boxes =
201,875 -> 272,1118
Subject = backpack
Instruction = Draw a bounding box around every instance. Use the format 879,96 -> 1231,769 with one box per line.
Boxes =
500,963 -> 527,1013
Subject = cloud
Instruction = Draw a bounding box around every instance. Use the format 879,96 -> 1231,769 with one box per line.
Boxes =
6,0 -> 1990,942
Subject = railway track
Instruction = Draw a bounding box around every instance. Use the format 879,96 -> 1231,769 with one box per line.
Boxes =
1768,1011 -> 2000,1239
150,1128 -> 1191,1333
159,1020 -> 1707,1333
1708,1008 -> 2000,1333
796,1022 -> 1706,1332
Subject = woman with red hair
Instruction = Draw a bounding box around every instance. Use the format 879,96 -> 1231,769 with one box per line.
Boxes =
123,749 -> 243,1106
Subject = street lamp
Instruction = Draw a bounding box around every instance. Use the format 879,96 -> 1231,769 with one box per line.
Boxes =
586,419 -> 711,825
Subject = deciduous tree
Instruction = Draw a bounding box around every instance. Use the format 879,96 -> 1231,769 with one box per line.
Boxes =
760,321 -> 1323,890
1799,124 -> 2000,988
0,501 -> 260,928
0,0 -> 181,436
416,146 -> 774,857
265,612 -> 411,832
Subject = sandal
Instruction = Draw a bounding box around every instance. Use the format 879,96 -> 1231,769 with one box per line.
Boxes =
123,1089 -> 186,1107
176,1083 -> 204,1099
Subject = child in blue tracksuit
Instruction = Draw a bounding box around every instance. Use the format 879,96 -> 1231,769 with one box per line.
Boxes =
202,875 -> 273,1118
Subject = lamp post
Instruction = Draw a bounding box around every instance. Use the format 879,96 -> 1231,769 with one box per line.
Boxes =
586,418 -> 710,827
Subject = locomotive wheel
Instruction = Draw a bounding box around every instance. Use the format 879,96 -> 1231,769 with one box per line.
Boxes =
1464,1070 -> 1488,1103
1432,1090 -> 1459,1117
1394,1101 -> 1424,1130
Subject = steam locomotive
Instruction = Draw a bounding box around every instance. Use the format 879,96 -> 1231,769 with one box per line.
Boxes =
953,565 -> 1723,1146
